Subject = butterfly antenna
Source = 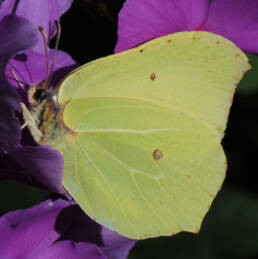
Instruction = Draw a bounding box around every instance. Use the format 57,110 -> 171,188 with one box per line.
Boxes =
10,68 -> 26,91
38,26 -> 50,84
48,20 -> 61,85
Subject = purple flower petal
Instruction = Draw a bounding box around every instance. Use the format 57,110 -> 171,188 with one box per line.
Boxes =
0,0 -> 73,54
115,0 -> 258,54
0,15 -> 37,155
200,0 -> 258,53
0,199 -> 134,258
0,16 -> 37,56
115,0 -> 209,52
55,205 -> 136,259
0,199 -> 69,256
0,199 -> 105,258
10,145 -> 64,194
6,49 -> 77,96
38,241 -> 105,259
100,227 -> 136,259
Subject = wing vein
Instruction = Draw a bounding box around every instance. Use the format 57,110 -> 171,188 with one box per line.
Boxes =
75,139 -> 139,237
92,141 -> 203,224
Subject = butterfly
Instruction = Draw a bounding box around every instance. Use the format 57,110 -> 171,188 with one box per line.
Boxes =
22,31 -> 250,239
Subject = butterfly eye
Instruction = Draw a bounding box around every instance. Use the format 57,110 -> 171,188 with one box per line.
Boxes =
33,89 -> 48,103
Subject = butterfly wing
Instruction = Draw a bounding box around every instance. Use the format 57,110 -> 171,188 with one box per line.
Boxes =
50,31 -> 249,238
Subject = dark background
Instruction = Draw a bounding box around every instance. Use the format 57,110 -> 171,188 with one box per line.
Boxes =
1,1 -> 258,258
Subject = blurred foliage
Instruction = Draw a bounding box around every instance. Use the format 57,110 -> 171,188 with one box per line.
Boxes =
0,180 -> 49,215
2,0 -> 258,258
238,53 -> 258,95
58,0 -> 125,63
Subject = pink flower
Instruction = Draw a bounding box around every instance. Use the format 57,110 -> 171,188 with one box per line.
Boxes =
115,0 -> 258,54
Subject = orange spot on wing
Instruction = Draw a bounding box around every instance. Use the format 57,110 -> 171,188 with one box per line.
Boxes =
153,149 -> 163,160
150,72 -> 157,81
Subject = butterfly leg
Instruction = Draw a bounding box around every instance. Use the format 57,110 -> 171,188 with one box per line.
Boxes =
20,103 -> 42,143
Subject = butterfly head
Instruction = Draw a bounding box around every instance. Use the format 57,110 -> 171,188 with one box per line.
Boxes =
28,81 -> 57,108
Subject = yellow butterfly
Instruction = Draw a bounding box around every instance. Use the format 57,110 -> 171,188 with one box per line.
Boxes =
24,31 -> 250,239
